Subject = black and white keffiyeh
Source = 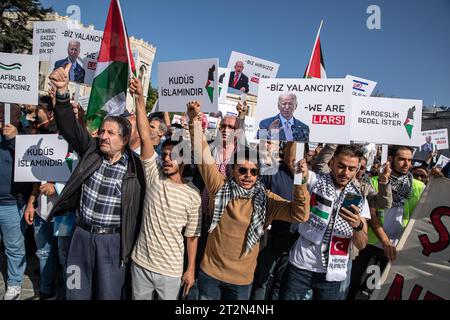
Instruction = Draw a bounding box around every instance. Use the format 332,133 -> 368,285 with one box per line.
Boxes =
390,172 -> 414,207
209,179 -> 267,255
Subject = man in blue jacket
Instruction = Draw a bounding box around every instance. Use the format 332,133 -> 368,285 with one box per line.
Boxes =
53,40 -> 85,84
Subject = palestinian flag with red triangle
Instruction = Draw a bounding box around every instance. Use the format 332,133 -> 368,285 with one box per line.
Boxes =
303,37 -> 327,79
86,0 -> 136,131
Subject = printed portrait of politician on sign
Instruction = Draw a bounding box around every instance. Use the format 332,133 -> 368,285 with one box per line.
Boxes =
53,40 -> 86,84
258,92 -> 310,142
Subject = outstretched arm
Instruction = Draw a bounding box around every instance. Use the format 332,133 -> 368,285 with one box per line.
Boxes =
129,77 -> 156,160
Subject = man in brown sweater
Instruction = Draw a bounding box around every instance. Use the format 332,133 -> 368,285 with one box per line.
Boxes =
187,101 -> 310,300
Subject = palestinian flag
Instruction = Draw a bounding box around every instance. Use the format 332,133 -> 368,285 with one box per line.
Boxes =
303,36 -> 327,79
65,152 -> 75,173
85,0 -> 136,131
404,106 -> 416,139
205,64 -> 216,103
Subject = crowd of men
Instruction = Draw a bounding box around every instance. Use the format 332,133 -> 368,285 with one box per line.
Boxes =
0,64 -> 449,300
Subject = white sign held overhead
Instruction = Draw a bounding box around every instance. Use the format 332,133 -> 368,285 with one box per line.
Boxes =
350,96 -> 423,146
14,134 -> 78,182
0,52 -> 39,105
218,67 -> 231,104
227,51 -> 279,96
49,26 -> 103,85
158,58 -> 219,112
419,128 -> 448,151
255,78 -> 353,144
345,75 -> 377,97
32,21 -> 68,61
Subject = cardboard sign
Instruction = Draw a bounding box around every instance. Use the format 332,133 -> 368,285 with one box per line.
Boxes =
350,96 -> 423,146
420,128 -> 448,151
14,134 -> 78,182
371,178 -> 450,300
32,21 -> 68,61
227,51 -> 279,96
49,26 -> 103,85
255,78 -> 353,143
158,58 -> 219,112
0,52 -> 39,105
435,155 -> 450,168
345,75 -> 377,97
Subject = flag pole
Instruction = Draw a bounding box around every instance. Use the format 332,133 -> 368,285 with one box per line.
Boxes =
305,20 -> 323,77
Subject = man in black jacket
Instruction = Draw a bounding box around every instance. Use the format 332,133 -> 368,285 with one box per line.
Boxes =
48,64 -> 145,300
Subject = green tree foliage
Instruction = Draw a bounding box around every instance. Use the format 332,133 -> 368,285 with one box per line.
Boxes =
0,0 -> 52,53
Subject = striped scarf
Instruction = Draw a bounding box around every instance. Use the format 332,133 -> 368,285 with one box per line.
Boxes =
390,172 -> 414,207
209,179 -> 267,255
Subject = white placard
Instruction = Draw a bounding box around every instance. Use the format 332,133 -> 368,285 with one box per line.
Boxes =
420,129 -> 448,151
0,52 -> 39,105
4,103 -> 10,126
244,117 -> 257,143
227,51 -> 279,96
14,134 -> 78,182
345,75 -> 377,97
32,21 -> 68,61
172,114 -> 182,125
49,26 -> 103,85
206,115 -> 220,129
77,95 -> 90,111
255,78 -> 353,144
350,96 -> 423,146
435,155 -> 450,168
158,58 -> 219,112
218,100 -> 239,117
294,143 -> 305,185
218,67 -> 231,104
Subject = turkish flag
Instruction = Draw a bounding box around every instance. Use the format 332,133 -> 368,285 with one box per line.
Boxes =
330,236 -> 351,256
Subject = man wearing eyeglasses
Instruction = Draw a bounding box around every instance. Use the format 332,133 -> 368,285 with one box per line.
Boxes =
187,100 -> 310,300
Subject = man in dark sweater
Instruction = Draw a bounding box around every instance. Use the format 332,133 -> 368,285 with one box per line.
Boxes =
0,103 -> 32,300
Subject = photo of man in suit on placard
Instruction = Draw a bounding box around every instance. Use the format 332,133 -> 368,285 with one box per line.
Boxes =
258,93 -> 310,142
53,40 -> 85,84
420,135 -> 437,154
228,61 -> 249,93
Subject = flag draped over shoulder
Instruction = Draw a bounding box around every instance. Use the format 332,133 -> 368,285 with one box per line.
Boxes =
86,0 -> 136,131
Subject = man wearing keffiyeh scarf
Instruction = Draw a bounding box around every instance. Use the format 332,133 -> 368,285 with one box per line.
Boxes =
187,100 -> 310,300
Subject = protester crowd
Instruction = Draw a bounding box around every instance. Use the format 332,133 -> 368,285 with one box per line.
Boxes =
0,65 -> 448,300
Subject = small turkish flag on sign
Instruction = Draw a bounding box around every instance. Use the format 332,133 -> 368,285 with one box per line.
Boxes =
330,236 -> 351,256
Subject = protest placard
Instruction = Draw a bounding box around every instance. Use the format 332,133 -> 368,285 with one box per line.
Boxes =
32,21 -> 68,61
158,58 -> 219,112
133,48 -> 151,103
14,134 -> 78,182
227,51 -> 279,96
350,96 -> 423,146
218,100 -> 239,117
218,67 -> 231,103
345,75 -> 377,97
435,155 -> 450,168
419,128 -> 448,151
49,26 -> 103,85
0,52 -> 39,105
255,78 -> 353,144
371,177 -> 450,300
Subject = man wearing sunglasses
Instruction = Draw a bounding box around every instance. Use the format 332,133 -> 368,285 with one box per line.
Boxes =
187,100 -> 310,300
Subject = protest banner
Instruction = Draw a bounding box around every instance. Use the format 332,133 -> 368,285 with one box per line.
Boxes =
218,67 -> 231,103
0,52 -> 39,105
420,128 -> 448,151
14,134 -> 78,182
218,100 -> 239,117
350,96 -> 423,146
158,58 -> 219,112
255,78 -> 353,144
345,75 -> 377,97
435,155 -> 450,168
133,48 -> 151,102
49,26 -> 103,85
227,51 -> 279,96
32,21 -> 68,61
371,177 -> 450,300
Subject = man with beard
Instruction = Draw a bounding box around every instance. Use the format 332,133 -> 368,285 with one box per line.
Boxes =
348,145 -> 424,299
280,145 -> 371,300
129,78 -> 201,300
47,64 -> 145,300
